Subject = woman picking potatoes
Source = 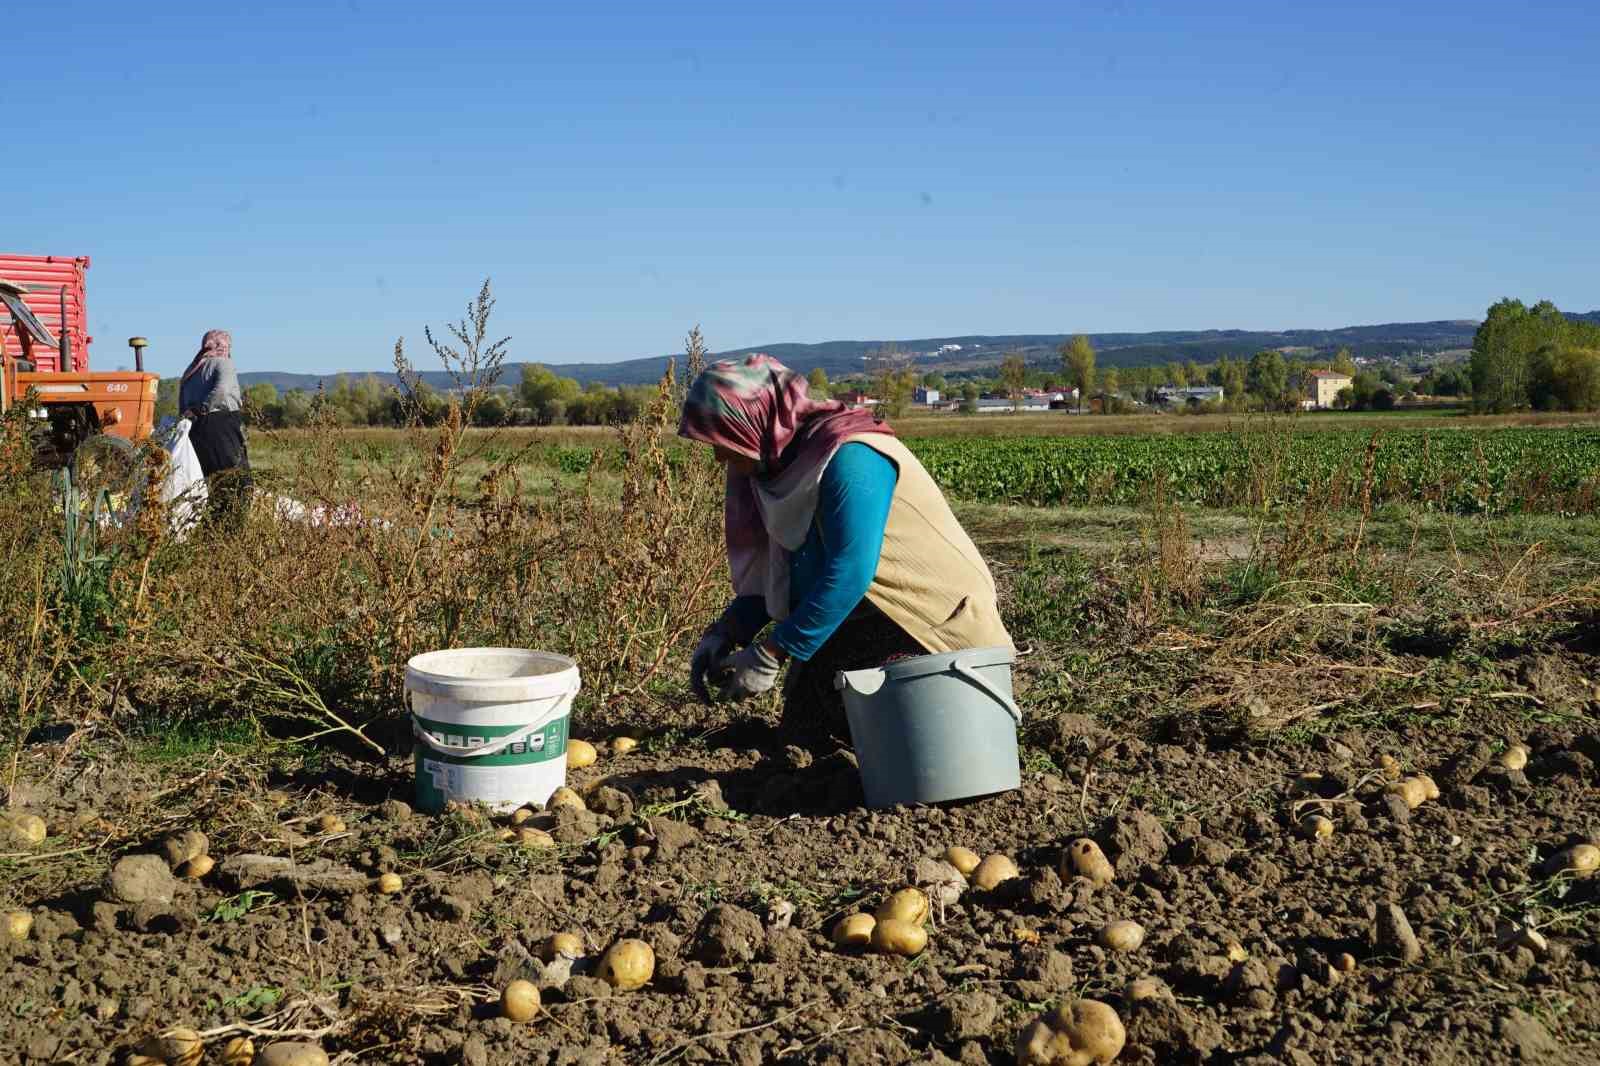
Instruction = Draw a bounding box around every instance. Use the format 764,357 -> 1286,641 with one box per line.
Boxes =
680,354 -> 1012,745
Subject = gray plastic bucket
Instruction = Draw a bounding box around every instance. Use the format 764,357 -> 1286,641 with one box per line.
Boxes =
835,645 -> 1022,809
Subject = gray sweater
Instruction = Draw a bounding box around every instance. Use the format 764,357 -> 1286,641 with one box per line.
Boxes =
179,359 -> 242,416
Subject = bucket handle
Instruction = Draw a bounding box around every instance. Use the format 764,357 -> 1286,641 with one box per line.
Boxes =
950,656 -> 1023,726
410,682 -> 579,759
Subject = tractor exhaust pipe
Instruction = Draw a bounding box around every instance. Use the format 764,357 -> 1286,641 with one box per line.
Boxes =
129,337 -> 148,373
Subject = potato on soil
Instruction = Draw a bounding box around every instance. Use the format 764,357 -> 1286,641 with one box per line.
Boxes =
566,739 -> 598,768
510,807 -> 535,826
1096,920 -> 1145,953
1064,838 -> 1115,886
1415,773 -> 1440,802
1301,814 -> 1334,840
376,872 -> 403,894
1501,743 -> 1529,771
943,846 -> 981,876
220,1037 -> 255,1066
1547,843 -> 1600,877
611,736 -> 639,755
547,786 -> 586,811
6,910 -> 32,941
599,938 -> 655,990
972,853 -> 1020,891
500,978 -> 541,1022
871,917 -> 928,957
1015,998 -> 1126,1066
140,1027 -> 202,1066
1386,777 -> 1429,810
316,813 -> 346,835
160,829 -> 208,868
831,913 -> 876,949
514,827 -> 555,849
539,931 -> 584,961
1379,753 -> 1401,780
1334,952 -> 1357,973
254,1042 -> 330,1066
3,812 -> 47,846
874,887 -> 930,926
178,855 -> 215,880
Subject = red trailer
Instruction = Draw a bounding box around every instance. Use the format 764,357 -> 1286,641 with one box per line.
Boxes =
0,253 -> 91,373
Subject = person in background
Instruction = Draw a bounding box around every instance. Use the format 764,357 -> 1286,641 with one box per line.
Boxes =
178,329 -> 252,524
680,354 -> 1012,747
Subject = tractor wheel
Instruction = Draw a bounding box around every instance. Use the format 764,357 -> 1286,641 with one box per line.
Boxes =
70,433 -> 141,514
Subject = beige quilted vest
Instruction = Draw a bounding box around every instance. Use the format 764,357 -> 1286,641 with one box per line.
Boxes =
843,433 -> 1014,655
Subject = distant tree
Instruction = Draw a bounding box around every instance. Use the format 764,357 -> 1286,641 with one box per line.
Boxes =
1166,361 -> 1188,387
999,353 -> 1028,411
243,382 -> 279,426
1334,386 -> 1354,410
472,391 -> 509,426
1098,367 -> 1120,407
1467,298 -> 1598,411
1371,387 -> 1396,411
156,378 -> 180,420
807,367 -> 831,398
959,380 -> 980,414
1380,366 -> 1403,386
1182,360 -> 1203,389
874,365 -> 917,418
1060,335 -> 1095,412
922,372 -> 946,391
1531,345 -> 1600,411
1245,350 -> 1288,408
1331,348 -> 1358,375
520,363 -> 582,424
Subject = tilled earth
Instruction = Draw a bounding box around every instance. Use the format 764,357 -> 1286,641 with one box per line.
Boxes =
2,703 -> 1598,1066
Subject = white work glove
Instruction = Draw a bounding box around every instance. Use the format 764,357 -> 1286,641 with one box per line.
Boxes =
713,642 -> 784,702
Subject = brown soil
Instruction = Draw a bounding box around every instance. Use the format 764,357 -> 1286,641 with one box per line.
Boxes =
3,704 -> 1598,1066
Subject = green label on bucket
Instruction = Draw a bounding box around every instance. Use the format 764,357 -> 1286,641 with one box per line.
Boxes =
414,714 -> 569,766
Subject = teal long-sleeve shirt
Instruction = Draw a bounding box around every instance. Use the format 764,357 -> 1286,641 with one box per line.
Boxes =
726,442 -> 900,661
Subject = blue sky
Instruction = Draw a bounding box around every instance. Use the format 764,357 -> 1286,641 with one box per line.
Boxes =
11,1 -> 1598,376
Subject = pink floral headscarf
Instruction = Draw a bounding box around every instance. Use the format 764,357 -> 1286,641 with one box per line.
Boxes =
181,329 -> 232,382
679,354 -> 893,617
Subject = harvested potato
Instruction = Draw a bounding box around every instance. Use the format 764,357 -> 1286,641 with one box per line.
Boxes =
1064,838 -> 1115,886
1501,743 -> 1529,771
943,846 -> 981,877
6,911 -> 32,941
161,830 -> 208,869
140,1027 -> 202,1066
1548,843 -> 1600,877
871,917 -> 928,957
874,887 -> 930,926
831,913 -> 876,949
1226,942 -> 1249,963
1415,773 -> 1440,802
125,1056 -> 164,1066
1301,814 -> 1334,840
316,814 -> 346,835
179,855 -> 215,880
514,827 -> 556,849
566,739 -> 598,768
1096,920 -> 1145,953
3,813 -> 46,847
1334,952 -> 1357,973
1124,977 -> 1172,1004
1290,772 -> 1325,797
611,736 -> 639,755
500,978 -> 541,1022
510,807 -> 535,826
547,787 -> 586,811
1379,753 -> 1401,780
376,873 -> 403,894
972,853 -> 1020,892
254,1043 -> 330,1066
1015,998 -> 1126,1066
1385,777 -> 1429,810
539,931 -> 585,961
599,938 -> 655,990
220,1037 -> 254,1066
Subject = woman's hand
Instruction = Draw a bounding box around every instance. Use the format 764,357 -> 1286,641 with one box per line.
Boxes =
690,621 -> 734,704
714,640 -> 784,701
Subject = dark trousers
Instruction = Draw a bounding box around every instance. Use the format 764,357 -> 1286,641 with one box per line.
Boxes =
781,601 -> 926,748
190,410 -> 253,525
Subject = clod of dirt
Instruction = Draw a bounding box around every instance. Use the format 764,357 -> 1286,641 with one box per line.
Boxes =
1097,811 -> 1171,878
1063,839 -> 1115,886
598,938 -> 654,990
1174,837 -> 1232,867
646,816 -> 699,861
912,857 -> 966,908
254,1041 -> 331,1066
1497,1008 -> 1560,1060
1123,976 -> 1174,1005
159,830 -> 208,869
931,990 -> 999,1041
1122,992 -> 1226,1064
377,799 -> 412,823
1373,902 -> 1423,963
1015,998 -> 1125,1066
694,904 -> 766,965
588,786 -> 634,821
1380,793 -> 1413,824
105,854 -> 176,905
219,854 -> 367,894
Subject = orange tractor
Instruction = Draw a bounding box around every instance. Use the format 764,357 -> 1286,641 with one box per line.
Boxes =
0,254 -> 160,475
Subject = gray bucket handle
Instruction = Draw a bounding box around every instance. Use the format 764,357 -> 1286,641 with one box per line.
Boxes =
950,656 -> 1023,725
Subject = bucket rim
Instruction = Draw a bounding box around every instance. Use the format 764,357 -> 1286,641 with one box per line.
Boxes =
871,644 -> 1015,685
405,647 -> 579,702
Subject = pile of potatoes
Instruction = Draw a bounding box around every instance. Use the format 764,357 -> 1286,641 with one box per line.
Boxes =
127,1031 -> 328,1066
831,887 -> 930,957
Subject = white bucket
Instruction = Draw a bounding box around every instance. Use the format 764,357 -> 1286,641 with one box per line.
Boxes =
405,648 -> 581,814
